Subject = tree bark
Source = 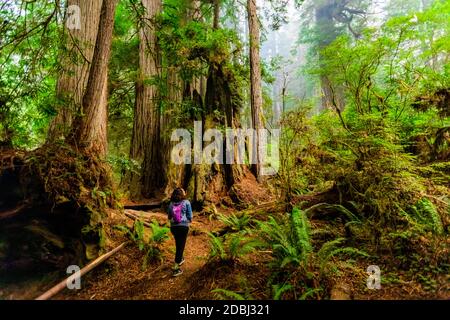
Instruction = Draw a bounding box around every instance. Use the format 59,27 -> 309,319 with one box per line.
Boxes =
247,0 -> 263,182
164,0 -> 205,198
213,0 -> 220,29
139,0 -> 166,198
69,0 -> 117,156
47,0 -> 104,142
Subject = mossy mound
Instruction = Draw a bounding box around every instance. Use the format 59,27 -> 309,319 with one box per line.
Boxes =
0,143 -> 117,278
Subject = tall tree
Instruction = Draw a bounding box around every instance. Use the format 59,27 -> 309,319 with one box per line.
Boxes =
69,0 -> 118,156
163,0 -> 203,196
138,0 -> 165,197
47,0 -> 104,142
247,0 -> 263,182
314,0 -> 367,110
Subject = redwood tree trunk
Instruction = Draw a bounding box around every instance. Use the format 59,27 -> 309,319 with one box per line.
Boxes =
163,0 -> 205,198
47,0 -> 104,142
69,0 -> 117,156
247,0 -> 263,182
139,0 -> 166,198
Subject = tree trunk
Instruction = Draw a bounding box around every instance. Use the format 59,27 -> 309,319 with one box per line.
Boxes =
162,69 -> 185,196
213,0 -> 220,29
69,0 -> 117,156
178,0 -> 245,207
139,0 -> 166,198
47,0 -> 104,142
129,0 -> 163,198
164,0 -> 205,198
247,0 -> 263,182
315,0 -> 348,112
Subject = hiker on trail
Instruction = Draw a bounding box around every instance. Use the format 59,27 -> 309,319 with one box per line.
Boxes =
167,187 -> 193,277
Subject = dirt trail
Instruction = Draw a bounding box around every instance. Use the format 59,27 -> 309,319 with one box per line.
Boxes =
56,208 -> 220,300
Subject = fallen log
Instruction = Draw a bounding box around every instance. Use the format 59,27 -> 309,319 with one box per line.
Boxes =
123,202 -> 162,211
0,204 -> 27,220
123,211 -> 155,228
35,241 -> 128,300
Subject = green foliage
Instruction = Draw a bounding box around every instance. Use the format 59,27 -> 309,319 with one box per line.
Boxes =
272,283 -> 293,300
257,208 -> 369,299
0,1 -> 60,148
316,237 -> 369,271
115,219 -> 170,269
308,203 -> 362,225
217,212 -> 252,233
414,198 -> 444,235
211,289 -> 247,300
208,232 -> 262,264
211,276 -> 256,300
277,107 -> 317,200
393,198 -> 445,238
107,155 -> 141,186
258,207 -> 312,269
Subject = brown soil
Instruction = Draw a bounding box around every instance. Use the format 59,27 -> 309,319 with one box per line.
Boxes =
55,208 -> 222,300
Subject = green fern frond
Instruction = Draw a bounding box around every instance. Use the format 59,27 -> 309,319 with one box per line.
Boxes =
218,212 -> 252,232
272,283 -> 293,300
291,207 -> 312,258
299,288 -> 322,300
208,232 -> 226,260
149,220 -> 170,243
317,237 -> 369,270
416,198 -> 444,235
212,289 -> 246,300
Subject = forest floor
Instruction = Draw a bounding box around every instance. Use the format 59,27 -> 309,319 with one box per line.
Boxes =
60,208 -> 219,300
1,201 -> 448,300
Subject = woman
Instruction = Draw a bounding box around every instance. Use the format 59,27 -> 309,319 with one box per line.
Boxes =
167,187 -> 193,276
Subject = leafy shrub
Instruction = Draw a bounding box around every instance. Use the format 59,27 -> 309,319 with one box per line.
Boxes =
257,207 -> 312,269
208,232 -> 262,264
217,212 -> 252,233
115,219 -> 170,269
258,207 -> 368,299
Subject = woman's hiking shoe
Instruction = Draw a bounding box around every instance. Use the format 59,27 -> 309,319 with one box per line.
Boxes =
179,259 -> 185,266
173,269 -> 183,277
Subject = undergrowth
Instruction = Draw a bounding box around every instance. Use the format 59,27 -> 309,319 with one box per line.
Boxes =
115,219 -> 170,269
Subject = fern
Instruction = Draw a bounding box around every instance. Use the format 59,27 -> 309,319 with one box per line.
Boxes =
218,212 -> 252,232
291,207 -> 312,259
317,237 -> 369,271
305,203 -> 362,224
149,220 -> 170,243
299,288 -> 322,300
208,232 -> 227,260
399,198 -> 444,236
257,208 -> 313,269
212,289 -> 246,300
208,232 -> 261,263
272,283 -> 293,300
416,198 -> 444,235
114,219 -> 170,269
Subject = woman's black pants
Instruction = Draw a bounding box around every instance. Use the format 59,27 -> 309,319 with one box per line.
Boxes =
171,226 -> 189,264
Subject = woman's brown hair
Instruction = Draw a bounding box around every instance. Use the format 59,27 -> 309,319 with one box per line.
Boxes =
170,187 -> 186,203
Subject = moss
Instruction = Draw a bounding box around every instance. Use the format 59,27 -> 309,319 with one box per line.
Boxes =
1,143 -> 117,262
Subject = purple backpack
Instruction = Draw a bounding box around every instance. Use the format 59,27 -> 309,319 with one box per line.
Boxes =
172,201 -> 184,224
